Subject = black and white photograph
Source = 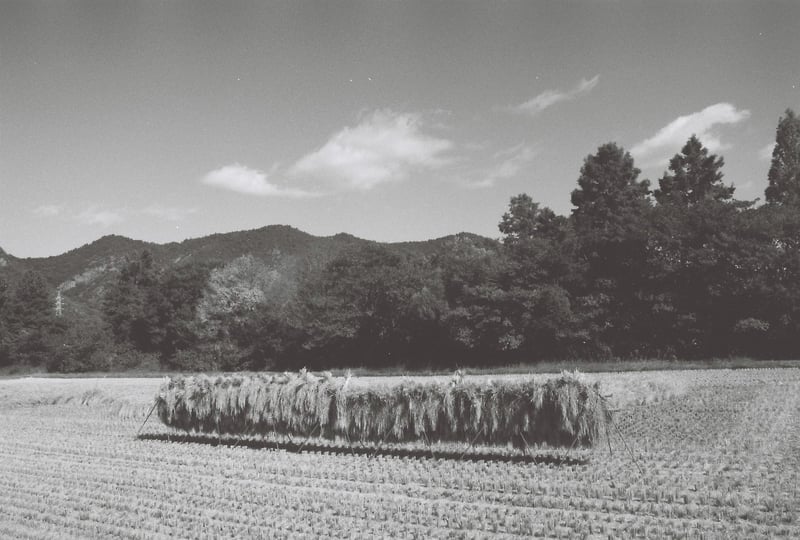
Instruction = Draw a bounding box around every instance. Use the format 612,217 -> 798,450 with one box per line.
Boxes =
1,1 -> 799,538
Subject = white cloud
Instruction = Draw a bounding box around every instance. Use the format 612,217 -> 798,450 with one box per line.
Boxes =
289,109 -> 454,190
758,142 -> 776,161
202,163 -> 317,198
142,203 -> 199,222
473,143 -> 538,188
32,204 -> 63,217
512,75 -> 599,116
76,207 -> 125,227
631,103 -> 751,167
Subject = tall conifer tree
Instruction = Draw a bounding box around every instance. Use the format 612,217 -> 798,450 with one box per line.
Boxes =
654,135 -> 733,206
765,109 -> 800,205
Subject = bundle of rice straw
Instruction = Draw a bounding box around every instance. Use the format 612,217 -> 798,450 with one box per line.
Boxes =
156,369 -> 610,448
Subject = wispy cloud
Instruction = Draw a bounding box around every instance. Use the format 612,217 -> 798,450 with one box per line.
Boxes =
631,103 -> 751,168
289,109 -> 453,190
202,163 -> 317,198
473,143 -> 538,188
758,142 -> 776,161
511,75 -> 599,117
32,204 -> 63,217
142,203 -> 199,222
75,207 -> 125,227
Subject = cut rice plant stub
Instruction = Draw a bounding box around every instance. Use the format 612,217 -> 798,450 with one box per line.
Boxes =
155,370 -> 612,449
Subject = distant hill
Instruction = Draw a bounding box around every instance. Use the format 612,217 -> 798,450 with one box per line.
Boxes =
0,225 -> 499,318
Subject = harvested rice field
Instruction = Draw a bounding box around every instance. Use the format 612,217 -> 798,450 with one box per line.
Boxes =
0,368 -> 798,539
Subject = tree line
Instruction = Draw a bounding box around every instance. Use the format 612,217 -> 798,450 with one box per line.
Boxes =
2,109 -> 799,372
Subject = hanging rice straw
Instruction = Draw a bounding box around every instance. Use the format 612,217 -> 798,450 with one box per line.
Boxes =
155,370 -> 611,448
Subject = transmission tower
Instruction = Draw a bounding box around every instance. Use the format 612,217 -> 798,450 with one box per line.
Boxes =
55,290 -> 63,317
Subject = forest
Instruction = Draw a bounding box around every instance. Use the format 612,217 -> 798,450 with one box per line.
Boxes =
1,109 -> 799,372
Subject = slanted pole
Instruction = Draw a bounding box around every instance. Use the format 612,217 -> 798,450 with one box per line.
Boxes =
458,428 -> 484,461
137,400 -> 159,436
297,423 -> 320,454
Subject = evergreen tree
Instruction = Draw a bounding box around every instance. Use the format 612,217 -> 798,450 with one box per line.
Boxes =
570,143 -> 653,356
0,277 -> 9,365
151,262 -> 213,357
0,277 -> 8,313
7,271 -> 57,365
571,142 -> 651,241
102,250 -> 159,351
8,271 -> 53,333
654,135 -> 733,206
765,109 -> 800,205
570,142 -> 651,275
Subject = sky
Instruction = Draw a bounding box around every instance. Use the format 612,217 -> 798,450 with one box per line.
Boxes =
1,1 -> 798,258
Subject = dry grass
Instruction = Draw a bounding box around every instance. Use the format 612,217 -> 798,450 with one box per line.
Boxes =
156,370 -> 611,448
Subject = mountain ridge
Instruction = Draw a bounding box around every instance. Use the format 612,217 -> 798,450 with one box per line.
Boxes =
0,225 -> 499,319
1,225 -> 494,262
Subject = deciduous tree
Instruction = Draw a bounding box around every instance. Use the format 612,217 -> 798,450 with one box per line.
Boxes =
499,194 -> 582,289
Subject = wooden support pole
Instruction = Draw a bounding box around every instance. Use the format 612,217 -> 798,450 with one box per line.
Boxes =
369,419 -> 396,459
421,430 -> 436,459
297,423 -> 320,454
612,418 -> 643,475
458,428 -> 484,461
560,434 -> 580,464
343,430 -> 356,456
136,400 -> 158,436
597,393 -> 615,457
517,429 -> 530,457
